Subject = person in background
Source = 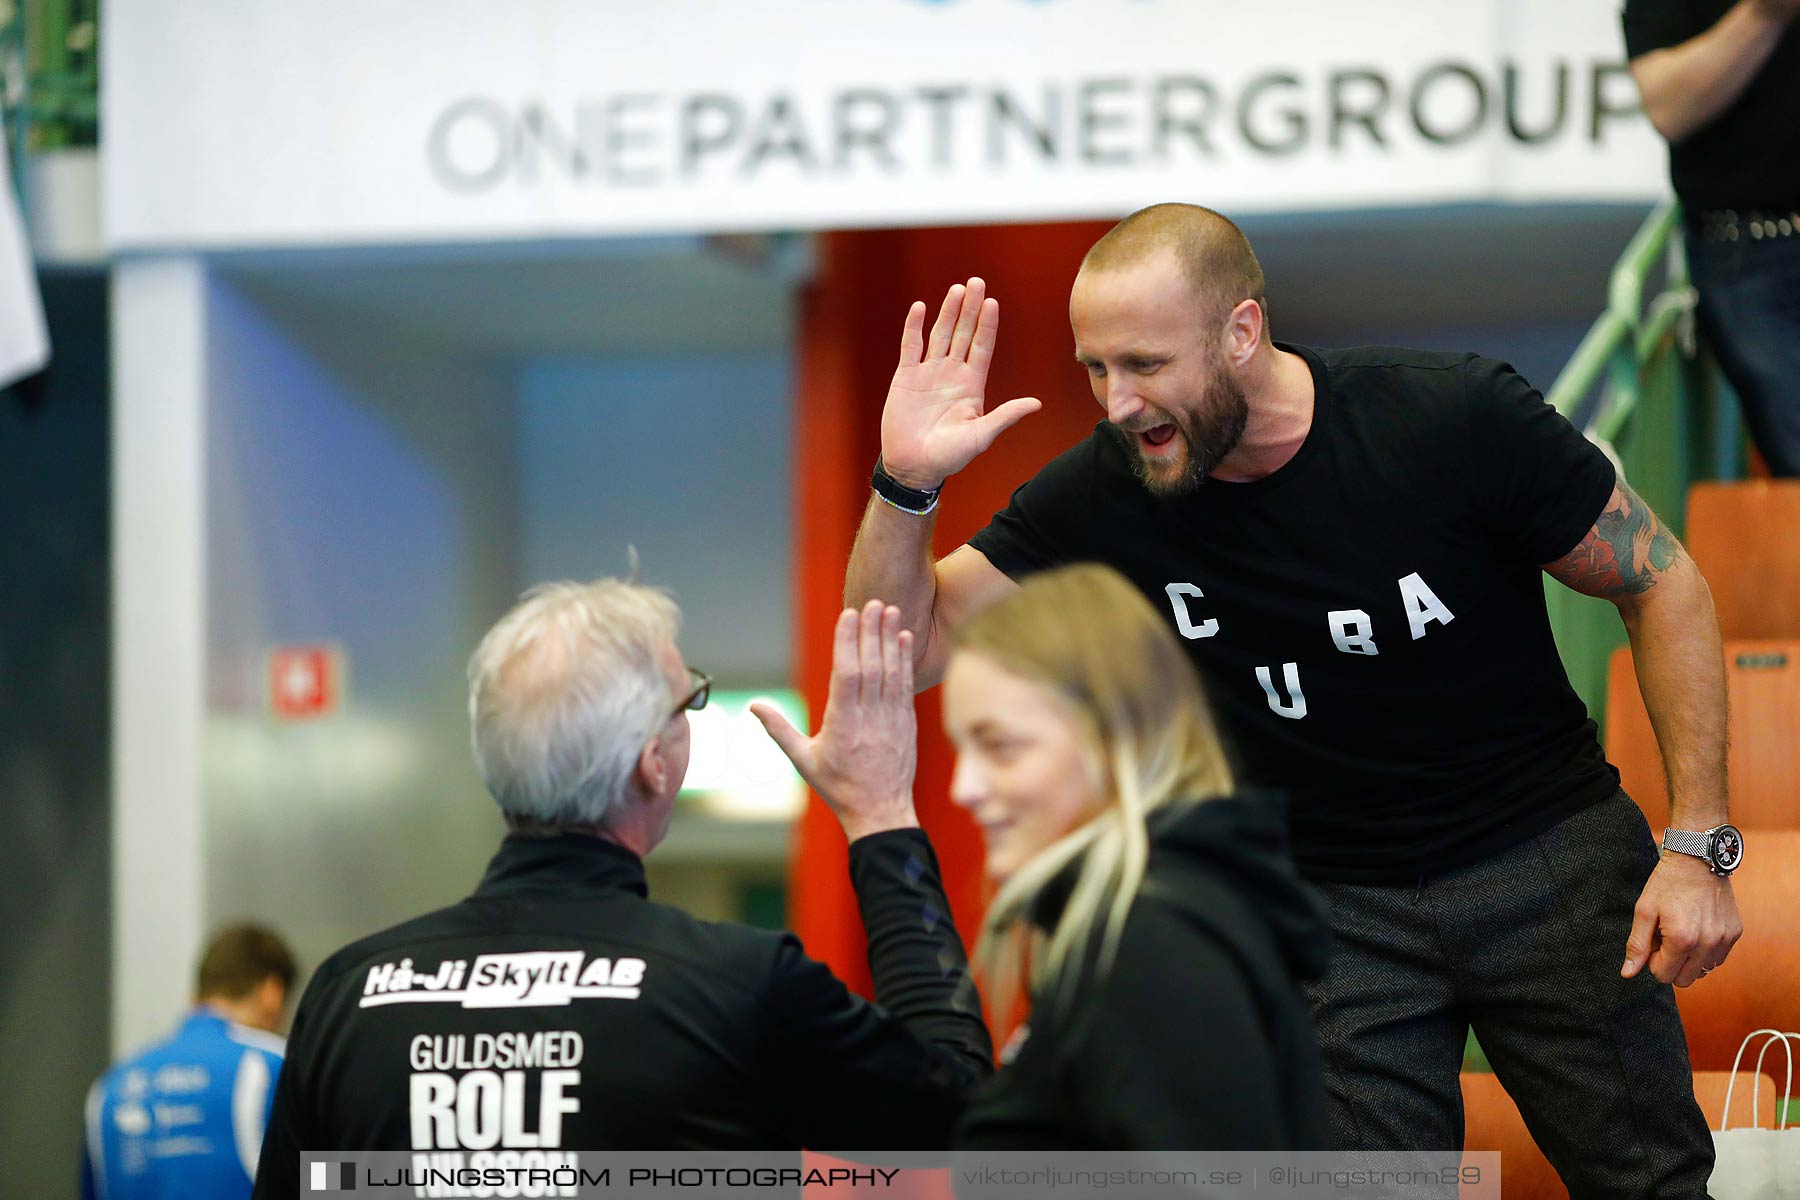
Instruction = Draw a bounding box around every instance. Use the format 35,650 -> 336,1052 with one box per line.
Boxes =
82,925 -> 295,1200
759,565 -> 1330,1148
1626,0 -> 1800,475
253,581 -> 989,1197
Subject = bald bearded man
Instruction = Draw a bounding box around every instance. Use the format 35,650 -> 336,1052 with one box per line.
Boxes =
845,203 -> 1740,1197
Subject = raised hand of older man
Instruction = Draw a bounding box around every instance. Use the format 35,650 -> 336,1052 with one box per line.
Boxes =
753,601 -> 921,843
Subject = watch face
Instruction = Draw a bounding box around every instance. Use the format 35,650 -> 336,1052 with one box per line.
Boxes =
1710,825 -> 1745,873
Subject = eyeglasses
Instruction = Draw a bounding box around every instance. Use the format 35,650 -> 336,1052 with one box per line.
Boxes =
671,668 -> 711,720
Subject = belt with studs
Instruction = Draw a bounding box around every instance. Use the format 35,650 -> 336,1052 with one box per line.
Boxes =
1693,208 -> 1800,242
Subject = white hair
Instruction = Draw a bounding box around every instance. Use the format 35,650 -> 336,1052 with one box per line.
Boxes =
468,579 -> 681,828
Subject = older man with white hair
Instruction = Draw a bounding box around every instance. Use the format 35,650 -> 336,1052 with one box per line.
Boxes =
252,580 -> 989,1192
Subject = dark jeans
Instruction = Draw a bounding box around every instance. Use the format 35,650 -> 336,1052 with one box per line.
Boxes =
1304,790 -> 1714,1199
1689,229 -> 1800,477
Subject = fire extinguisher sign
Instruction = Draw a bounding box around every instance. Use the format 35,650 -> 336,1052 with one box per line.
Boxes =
269,644 -> 344,720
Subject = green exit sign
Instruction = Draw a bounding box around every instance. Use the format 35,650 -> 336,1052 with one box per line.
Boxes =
678,689 -> 808,820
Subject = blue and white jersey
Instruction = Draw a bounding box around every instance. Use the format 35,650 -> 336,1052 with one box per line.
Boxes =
82,1011 -> 285,1200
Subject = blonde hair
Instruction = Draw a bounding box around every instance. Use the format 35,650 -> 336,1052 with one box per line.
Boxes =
954,564 -> 1234,1015
468,578 -> 680,828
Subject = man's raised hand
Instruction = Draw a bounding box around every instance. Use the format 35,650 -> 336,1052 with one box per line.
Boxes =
751,602 -> 921,843
879,277 -> 1043,492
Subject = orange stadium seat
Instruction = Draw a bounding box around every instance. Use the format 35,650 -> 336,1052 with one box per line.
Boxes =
1606,641 -> 1800,834
1460,1072 -> 1564,1200
1685,481 -> 1800,640
1460,1070 -> 1781,1200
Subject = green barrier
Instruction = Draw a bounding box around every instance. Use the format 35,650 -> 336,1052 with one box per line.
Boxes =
1542,201 -> 1737,726
2,0 -> 100,176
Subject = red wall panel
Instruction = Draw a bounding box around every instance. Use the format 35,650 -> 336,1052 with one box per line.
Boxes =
787,220 -> 1114,1002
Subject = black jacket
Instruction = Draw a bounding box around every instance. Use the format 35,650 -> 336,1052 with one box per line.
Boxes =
953,792 -> 1331,1150
252,828 -> 990,1194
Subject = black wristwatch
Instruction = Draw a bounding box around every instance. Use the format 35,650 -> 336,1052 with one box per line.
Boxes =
1662,824 -> 1745,876
871,458 -> 942,516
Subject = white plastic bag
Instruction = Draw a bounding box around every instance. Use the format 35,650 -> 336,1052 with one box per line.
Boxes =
1711,1029 -> 1799,1199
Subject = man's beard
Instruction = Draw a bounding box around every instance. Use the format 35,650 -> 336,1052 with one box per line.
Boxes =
1112,371 -> 1249,497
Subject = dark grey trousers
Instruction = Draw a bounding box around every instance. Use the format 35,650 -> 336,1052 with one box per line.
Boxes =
1304,789 -> 1714,1199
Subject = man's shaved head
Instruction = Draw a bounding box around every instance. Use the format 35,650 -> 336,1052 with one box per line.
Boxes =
1070,204 -> 1270,495
1082,203 -> 1267,334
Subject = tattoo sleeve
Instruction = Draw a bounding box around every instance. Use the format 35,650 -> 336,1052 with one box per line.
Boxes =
1544,482 -> 1682,598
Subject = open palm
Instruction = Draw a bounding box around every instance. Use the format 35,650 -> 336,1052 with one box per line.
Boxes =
751,602 -> 920,842
880,277 -> 1042,491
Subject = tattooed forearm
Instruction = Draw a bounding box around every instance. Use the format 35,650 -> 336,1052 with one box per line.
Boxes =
1544,482 -> 1682,599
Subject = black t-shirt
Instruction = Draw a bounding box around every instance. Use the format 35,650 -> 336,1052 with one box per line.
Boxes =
1623,0 -> 1800,210
968,344 -> 1620,885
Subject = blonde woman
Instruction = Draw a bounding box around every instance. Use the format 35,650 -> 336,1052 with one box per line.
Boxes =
759,564 -> 1329,1150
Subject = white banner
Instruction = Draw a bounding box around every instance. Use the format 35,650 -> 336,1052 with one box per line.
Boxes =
0,151 -> 50,384
102,0 -> 1666,250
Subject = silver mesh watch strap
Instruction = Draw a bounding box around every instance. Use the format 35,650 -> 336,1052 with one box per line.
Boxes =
1662,828 -> 1711,859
